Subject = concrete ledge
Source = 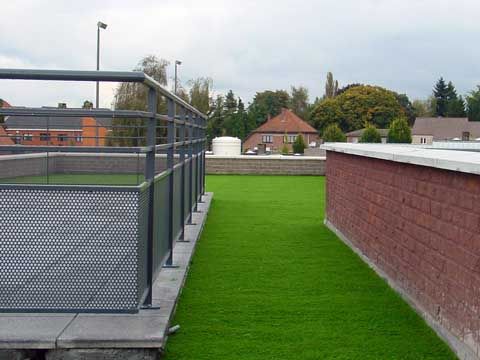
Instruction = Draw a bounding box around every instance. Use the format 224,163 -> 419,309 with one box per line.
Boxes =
0,193 -> 213,359
324,218 -> 478,360
322,143 -> 480,175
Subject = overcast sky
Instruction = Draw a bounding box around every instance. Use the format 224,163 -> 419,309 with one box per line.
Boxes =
1,0 -> 479,108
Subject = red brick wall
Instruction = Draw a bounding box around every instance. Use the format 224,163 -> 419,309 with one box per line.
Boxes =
326,151 -> 480,356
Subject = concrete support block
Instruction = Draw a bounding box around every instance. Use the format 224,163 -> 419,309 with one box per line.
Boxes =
46,349 -> 159,360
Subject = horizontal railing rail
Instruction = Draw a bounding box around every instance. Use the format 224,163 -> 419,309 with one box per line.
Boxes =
0,68 -> 207,312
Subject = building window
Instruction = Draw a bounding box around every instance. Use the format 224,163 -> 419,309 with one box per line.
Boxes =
76,135 -> 83,143
262,135 -> 272,143
284,135 -> 297,143
462,132 -> 470,141
23,134 -> 33,141
57,134 -> 68,142
40,133 -> 50,141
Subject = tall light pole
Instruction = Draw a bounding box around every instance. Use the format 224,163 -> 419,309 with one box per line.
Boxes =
174,60 -> 182,95
96,21 -> 108,109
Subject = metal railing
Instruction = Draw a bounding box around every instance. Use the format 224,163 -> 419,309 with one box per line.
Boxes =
0,69 -> 207,312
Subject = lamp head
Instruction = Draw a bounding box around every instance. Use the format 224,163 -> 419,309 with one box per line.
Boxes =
97,21 -> 108,29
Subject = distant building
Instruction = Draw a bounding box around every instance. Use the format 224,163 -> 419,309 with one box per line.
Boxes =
4,105 -> 112,146
0,99 -> 14,146
346,128 -> 389,143
412,117 -> 480,145
243,108 -> 319,153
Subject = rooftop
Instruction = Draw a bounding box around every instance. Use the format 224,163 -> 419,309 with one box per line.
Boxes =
253,108 -> 317,134
412,117 -> 480,140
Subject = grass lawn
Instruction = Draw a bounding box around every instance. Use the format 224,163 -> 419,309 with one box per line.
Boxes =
164,175 -> 456,360
3,173 -> 143,185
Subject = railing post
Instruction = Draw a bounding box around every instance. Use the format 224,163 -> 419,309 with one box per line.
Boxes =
142,87 -> 157,308
194,115 -> 200,212
178,107 -> 188,242
164,98 -> 177,267
202,116 -> 206,196
187,111 -> 194,225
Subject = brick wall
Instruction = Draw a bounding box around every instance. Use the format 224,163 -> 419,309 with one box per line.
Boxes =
325,151 -> 480,358
206,156 -> 325,175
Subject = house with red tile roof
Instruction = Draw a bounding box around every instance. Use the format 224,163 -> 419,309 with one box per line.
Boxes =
243,108 -> 319,153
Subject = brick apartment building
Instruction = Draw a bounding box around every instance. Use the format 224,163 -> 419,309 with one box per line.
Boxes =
243,108 -> 319,153
4,107 -> 112,146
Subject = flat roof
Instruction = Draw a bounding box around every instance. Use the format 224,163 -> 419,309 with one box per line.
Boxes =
321,143 -> 480,175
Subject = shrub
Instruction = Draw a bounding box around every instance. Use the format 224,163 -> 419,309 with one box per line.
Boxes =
292,134 -> 306,154
387,117 -> 412,143
359,124 -> 382,143
281,144 -> 289,155
322,123 -> 346,142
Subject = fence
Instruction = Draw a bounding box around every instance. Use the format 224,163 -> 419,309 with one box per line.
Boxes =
0,69 -> 207,313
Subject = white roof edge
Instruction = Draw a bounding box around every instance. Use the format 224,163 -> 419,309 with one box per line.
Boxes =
321,143 -> 480,175
206,154 -> 325,160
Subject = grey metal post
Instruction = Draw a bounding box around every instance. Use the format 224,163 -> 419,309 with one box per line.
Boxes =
96,26 -> 100,109
178,107 -> 188,242
202,117 -> 206,195
187,112 -> 194,225
164,98 -> 176,267
142,87 -> 157,308
194,115 -> 200,212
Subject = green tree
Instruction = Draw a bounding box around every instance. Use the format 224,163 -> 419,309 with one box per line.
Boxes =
466,86 -> 480,121
412,98 -> 435,117
223,90 -> 246,139
0,99 -> 4,124
433,77 -> 448,116
207,95 -> 225,145
112,55 -> 169,146
247,90 -> 290,126
292,134 -> 306,154
394,93 -> 415,125
324,72 -> 339,99
445,81 -> 466,117
188,77 -> 212,114
289,86 -> 310,120
359,124 -> 382,143
82,100 -> 93,109
310,85 -> 405,134
322,123 -> 346,142
387,117 -> 412,143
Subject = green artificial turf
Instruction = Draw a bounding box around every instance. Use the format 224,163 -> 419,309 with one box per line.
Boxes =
164,175 -> 456,360
4,173 -> 143,185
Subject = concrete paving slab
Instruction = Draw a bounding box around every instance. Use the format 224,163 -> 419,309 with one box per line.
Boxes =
0,316 -> 75,349
57,315 -> 169,348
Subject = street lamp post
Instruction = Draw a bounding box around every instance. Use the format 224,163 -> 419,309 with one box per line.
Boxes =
96,21 -> 108,109
174,60 -> 182,95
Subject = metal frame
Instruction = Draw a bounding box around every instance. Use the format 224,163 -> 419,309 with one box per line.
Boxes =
0,68 -> 207,312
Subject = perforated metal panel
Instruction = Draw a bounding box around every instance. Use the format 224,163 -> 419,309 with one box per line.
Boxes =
0,187 -> 143,312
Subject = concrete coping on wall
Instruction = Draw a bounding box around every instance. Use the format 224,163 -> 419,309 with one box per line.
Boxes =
206,154 -> 326,160
321,143 -> 480,175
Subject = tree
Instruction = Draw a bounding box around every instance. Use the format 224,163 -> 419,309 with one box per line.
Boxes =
223,90 -> 245,139
82,100 -> 93,109
189,77 -> 212,114
111,55 -> 170,146
336,83 -> 362,96
466,86 -> 480,122
359,124 -> 382,143
324,72 -> 339,99
310,85 -> 405,134
0,99 -> 4,124
412,98 -> 435,117
444,81 -> 466,117
292,134 -> 306,154
387,117 -> 412,143
289,86 -> 309,120
394,93 -> 415,125
247,90 -> 290,126
322,123 -> 346,142
207,95 -> 225,144
433,77 -> 448,116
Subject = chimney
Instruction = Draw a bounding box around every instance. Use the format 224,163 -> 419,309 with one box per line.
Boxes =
58,103 -> 67,109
